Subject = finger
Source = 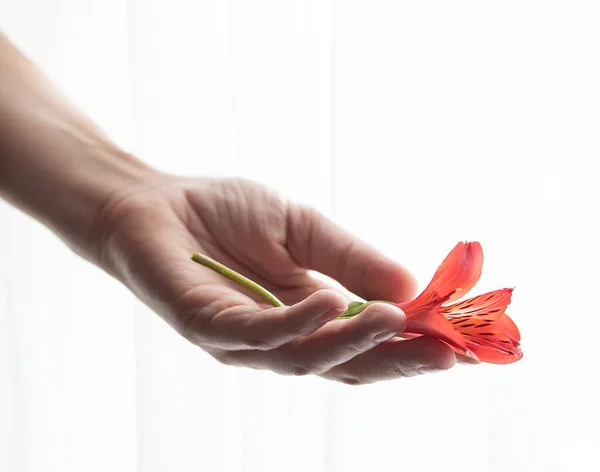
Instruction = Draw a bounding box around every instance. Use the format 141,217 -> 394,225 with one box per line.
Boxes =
217,303 -> 407,376
319,336 -> 456,385
285,205 -> 418,302
188,289 -> 348,350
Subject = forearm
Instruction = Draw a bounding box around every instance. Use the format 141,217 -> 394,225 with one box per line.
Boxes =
0,32 -> 158,260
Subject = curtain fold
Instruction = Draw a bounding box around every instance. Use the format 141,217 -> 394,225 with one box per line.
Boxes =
1,1 -> 599,471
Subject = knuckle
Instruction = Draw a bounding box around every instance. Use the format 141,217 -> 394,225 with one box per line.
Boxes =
212,351 -> 238,367
285,323 -> 318,341
285,363 -> 320,376
289,366 -> 310,376
338,345 -> 363,359
310,288 -> 343,305
294,203 -> 320,222
339,376 -> 364,386
245,338 -> 277,350
384,365 -> 419,379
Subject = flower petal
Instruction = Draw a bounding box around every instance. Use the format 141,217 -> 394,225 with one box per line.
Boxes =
494,312 -> 521,343
422,241 -> 483,303
399,292 -> 476,359
467,342 -> 523,364
458,313 -> 522,364
441,288 -> 513,321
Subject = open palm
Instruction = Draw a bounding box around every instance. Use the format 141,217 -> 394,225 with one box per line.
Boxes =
93,177 -> 456,383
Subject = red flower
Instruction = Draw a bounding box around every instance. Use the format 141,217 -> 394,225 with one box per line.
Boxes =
397,242 -> 522,364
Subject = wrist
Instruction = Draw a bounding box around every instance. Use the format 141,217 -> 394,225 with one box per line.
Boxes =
0,118 -> 166,262
63,142 -> 167,262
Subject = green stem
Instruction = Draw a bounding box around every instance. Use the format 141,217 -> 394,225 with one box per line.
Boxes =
338,300 -> 396,319
191,253 -> 284,307
190,253 -> 394,319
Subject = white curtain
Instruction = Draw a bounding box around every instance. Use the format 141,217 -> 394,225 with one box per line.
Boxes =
1,1 -> 599,471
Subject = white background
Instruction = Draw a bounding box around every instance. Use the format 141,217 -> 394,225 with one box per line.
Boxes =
1,1 -> 599,471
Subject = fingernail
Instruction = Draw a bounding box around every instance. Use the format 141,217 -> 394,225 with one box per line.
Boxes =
463,349 -> 481,362
418,366 -> 445,375
367,304 -> 407,331
373,331 -> 397,343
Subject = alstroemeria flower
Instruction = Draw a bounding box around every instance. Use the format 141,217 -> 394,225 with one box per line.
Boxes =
396,242 -> 522,364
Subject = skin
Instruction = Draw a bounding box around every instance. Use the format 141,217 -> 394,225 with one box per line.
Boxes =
0,32 -> 458,384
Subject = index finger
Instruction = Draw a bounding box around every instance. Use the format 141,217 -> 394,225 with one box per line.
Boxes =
286,205 -> 418,302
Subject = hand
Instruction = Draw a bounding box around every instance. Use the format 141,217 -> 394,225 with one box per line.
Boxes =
0,34 -> 457,383
92,176 -> 457,384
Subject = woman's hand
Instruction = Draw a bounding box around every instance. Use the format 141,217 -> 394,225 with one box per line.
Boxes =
93,177 -> 457,384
